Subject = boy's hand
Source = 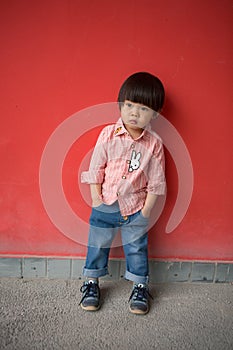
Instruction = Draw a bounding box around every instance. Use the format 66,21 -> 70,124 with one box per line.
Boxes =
141,207 -> 151,218
141,193 -> 158,218
92,198 -> 103,208
90,183 -> 103,207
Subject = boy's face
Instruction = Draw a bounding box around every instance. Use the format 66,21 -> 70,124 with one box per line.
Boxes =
120,100 -> 155,132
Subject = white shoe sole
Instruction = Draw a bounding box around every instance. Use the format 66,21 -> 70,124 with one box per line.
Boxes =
129,306 -> 148,315
81,303 -> 100,311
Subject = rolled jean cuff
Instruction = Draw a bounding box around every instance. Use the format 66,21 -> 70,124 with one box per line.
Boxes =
125,270 -> 149,284
82,266 -> 108,278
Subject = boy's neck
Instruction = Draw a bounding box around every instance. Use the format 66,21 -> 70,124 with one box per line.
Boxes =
124,124 -> 143,140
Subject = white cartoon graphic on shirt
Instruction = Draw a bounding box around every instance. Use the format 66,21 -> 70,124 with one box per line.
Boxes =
128,150 -> 141,172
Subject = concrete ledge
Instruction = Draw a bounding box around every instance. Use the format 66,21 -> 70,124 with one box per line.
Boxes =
0,258 -> 232,283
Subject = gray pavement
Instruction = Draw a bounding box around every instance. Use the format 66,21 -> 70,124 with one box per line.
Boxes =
0,278 -> 232,350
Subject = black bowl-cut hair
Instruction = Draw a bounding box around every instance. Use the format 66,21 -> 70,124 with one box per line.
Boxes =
117,72 -> 165,112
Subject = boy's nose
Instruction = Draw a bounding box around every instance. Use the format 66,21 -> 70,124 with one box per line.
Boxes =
131,106 -> 139,117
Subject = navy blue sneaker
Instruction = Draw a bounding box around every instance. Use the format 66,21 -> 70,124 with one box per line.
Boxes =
129,284 -> 153,315
79,280 -> 100,311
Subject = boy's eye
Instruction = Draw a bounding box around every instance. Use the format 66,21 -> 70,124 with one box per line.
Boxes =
125,102 -> 132,108
124,101 -> 150,112
141,106 -> 149,112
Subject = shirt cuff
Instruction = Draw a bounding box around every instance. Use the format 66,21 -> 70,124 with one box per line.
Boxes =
81,170 -> 104,184
147,182 -> 166,195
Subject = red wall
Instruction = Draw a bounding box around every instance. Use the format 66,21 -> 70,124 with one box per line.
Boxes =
1,0 -> 232,261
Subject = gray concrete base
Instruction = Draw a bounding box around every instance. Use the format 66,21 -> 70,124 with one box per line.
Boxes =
0,278 -> 232,350
0,258 -> 233,282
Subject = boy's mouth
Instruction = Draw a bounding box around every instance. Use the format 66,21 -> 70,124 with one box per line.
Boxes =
128,119 -> 137,125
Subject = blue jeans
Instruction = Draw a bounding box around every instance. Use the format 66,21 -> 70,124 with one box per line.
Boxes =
83,201 -> 149,284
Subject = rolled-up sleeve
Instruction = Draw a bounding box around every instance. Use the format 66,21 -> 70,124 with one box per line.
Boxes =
147,140 -> 166,195
81,128 -> 107,184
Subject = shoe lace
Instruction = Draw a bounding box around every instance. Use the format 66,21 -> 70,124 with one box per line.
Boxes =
79,281 -> 99,305
128,284 -> 153,302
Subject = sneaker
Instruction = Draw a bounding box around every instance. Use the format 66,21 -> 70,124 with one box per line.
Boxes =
129,284 -> 153,315
79,280 -> 100,311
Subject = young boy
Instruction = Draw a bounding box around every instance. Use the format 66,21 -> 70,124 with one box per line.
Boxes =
80,72 -> 166,315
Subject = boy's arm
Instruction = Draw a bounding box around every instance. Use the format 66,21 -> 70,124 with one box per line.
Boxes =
142,139 -> 166,217
141,193 -> 158,218
90,183 -> 103,207
81,127 -> 107,185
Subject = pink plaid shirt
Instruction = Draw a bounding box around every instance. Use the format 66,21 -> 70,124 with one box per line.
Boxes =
81,118 -> 166,216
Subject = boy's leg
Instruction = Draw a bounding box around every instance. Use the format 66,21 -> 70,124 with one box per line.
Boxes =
83,204 -> 119,279
121,211 -> 152,314
122,232 -> 149,284
121,211 -> 149,284
80,203 -> 119,311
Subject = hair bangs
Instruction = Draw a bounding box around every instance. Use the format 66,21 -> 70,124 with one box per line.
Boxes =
117,72 -> 165,112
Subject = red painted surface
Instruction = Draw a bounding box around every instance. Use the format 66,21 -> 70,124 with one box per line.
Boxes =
1,0 -> 232,260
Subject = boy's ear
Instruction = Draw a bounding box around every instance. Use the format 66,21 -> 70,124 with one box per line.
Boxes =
153,109 -> 162,119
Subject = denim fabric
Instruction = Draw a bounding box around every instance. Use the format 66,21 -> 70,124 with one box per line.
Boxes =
83,201 -> 149,284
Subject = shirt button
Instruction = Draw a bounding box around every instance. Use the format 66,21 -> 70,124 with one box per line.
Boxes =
126,160 -> 130,164
122,175 -> 126,179
123,216 -> 128,220
116,192 -> 120,196
131,144 -> 135,149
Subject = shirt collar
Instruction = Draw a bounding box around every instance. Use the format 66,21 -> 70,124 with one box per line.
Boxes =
114,118 -> 151,139
113,118 -> 126,136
